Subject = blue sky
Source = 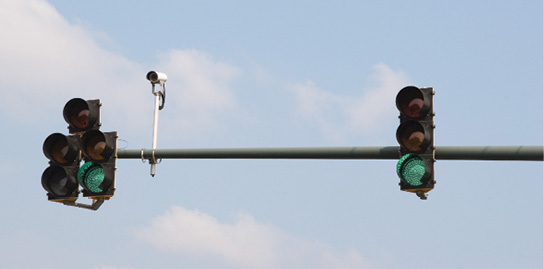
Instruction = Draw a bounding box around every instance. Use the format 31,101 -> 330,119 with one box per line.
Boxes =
0,0 -> 542,268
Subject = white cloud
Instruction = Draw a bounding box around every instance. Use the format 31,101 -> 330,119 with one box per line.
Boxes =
0,0 -> 240,141
290,63 -> 411,143
0,0 -> 407,146
0,0 -> 143,119
134,206 -> 371,269
155,49 -> 241,138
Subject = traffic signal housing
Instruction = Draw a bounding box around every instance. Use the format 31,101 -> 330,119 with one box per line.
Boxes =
63,98 -> 100,134
79,130 -> 117,198
395,86 -> 435,199
42,133 -> 81,202
42,98 -> 117,210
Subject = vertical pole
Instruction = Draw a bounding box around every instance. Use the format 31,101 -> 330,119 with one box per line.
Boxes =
150,84 -> 162,176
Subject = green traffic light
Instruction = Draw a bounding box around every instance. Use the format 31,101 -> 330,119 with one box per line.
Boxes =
78,161 -> 105,193
397,153 -> 426,186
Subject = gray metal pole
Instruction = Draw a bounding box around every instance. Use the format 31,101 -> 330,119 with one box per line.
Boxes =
117,146 -> 543,161
435,146 -> 543,161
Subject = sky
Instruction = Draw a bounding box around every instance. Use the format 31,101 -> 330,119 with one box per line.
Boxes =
0,0 -> 542,268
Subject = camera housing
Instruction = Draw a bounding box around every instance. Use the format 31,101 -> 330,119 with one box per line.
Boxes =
146,71 -> 167,84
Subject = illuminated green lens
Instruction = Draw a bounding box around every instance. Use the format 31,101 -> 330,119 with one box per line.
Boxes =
78,162 -> 105,193
397,154 -> 426,186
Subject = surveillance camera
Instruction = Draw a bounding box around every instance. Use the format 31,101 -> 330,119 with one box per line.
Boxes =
146,71 -> 167,83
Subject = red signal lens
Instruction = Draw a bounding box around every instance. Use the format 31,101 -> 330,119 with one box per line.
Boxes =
396,86 -> 429,119
63,98 -> 99,133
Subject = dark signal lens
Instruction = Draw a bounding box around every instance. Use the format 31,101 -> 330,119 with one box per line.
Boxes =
85,133 -> 106,161
42,165 -> 78,197
50,170 -> 70,195
396,121 -> 427,152
81,130 -> 114,162
70,109 -> 90,130
396,86 -> 428,119
50,137 -> 68,164
64,98 -> 90,129
403,98 -> 424,118
63,98 -> 99,133
43,133 -> 79,165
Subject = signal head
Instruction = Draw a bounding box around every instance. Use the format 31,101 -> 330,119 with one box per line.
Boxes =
41,165 -> 79,201
396,86 -> 432,119
63,98 -> 100,133
78,161 -> 115,198
78,131 -> 117,198
43,133 -> 80,165
395,86 -> 435,198
396,120 -> 432,153
397,153 -> 429,187
81,130 -> 115,162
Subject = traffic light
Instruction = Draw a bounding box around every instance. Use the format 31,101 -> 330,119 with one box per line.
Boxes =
79,130 -> 117,198
42,98 -> 117,209
42,133 -> 80,202
63,98 -> 101,134
395,86 -> 435,199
